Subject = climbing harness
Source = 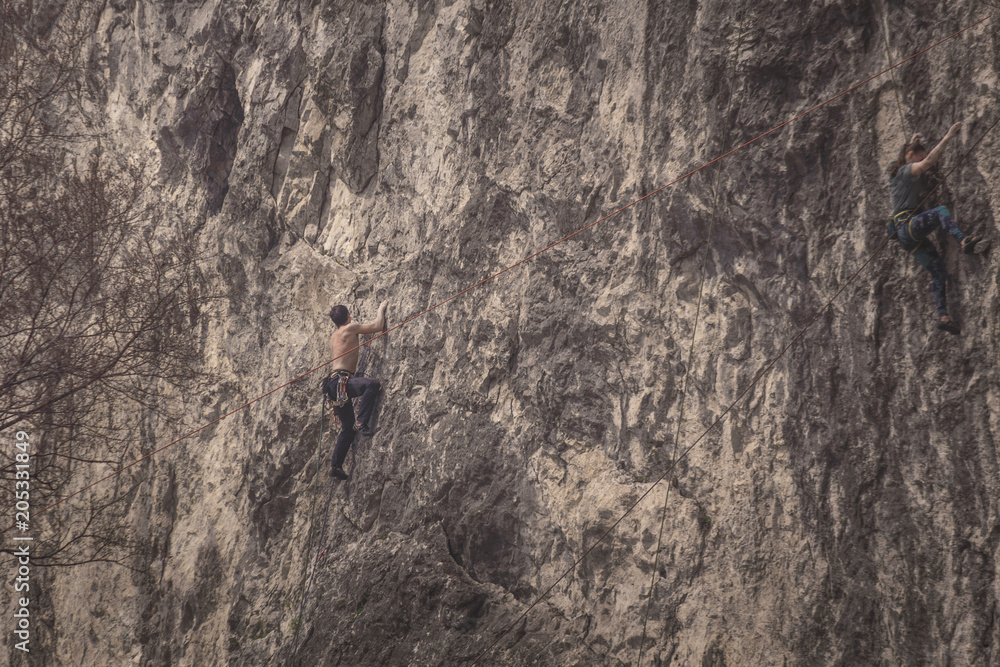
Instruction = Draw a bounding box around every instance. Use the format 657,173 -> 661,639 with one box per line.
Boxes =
322,369 -> 353,407
322,369 -> 353,426
885,208 -> 912,239
887,209 -> 929,254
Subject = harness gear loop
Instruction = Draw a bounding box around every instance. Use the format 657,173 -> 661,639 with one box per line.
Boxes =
888,208 -> 924,253
323,370 -> 352,406
322,369 -> 354,425
887,208 -> 911,238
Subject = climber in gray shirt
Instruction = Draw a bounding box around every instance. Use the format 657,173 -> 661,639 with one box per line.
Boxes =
886,122 -> 987,334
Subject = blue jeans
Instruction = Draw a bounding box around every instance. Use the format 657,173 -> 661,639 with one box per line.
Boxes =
896,206 -> 965,317
331,377 -> 381,469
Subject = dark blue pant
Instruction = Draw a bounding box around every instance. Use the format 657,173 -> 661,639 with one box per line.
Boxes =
331,377 -> 381,469
897,206 -> 965,317
911,245 -> 948,317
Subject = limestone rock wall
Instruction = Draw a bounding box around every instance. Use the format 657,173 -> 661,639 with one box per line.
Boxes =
9,1 -> 1000,665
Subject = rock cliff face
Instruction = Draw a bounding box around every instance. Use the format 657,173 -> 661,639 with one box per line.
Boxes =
9,0 -> 1000,665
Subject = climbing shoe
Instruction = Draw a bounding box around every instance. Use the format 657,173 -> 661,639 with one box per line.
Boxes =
961,235 -> 987,254
355,422 -> 376,437
332,465 -> 349,481
937,318 -> 961,335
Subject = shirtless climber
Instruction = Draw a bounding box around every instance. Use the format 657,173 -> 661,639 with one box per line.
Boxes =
886,121 -> 988,335
324,300 -> 387,480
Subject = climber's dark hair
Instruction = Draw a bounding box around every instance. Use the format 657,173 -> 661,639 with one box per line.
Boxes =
889,140 -> 927,178
329,305 -> 349,326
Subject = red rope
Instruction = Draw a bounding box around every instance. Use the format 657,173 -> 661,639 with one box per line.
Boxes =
3,14 -> 989,541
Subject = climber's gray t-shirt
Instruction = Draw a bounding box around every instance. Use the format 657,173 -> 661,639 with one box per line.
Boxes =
890,163 -> 923,215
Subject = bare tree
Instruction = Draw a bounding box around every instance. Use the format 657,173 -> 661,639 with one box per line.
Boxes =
0,0 -> 210,568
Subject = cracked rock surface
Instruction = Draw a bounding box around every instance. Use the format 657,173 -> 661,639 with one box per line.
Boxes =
8,1 -> 1000,665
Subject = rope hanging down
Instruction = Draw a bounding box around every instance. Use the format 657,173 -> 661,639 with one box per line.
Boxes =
471,111 -> 1000,666
288,393 -> 331,646
637,1 -> 747,663
1,14 -> 988,540
872,0 -> 910,139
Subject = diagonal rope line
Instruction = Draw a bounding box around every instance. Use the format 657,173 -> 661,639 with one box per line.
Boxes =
637,2 -> 746,663
2,14 -> 988,538
470,111 -> 1000,666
